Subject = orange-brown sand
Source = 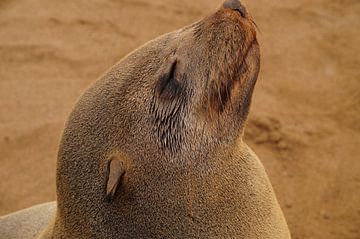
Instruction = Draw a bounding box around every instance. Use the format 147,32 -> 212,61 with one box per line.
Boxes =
0,0 -> 359,238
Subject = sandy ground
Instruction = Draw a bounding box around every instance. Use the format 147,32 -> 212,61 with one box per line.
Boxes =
0,0 -> 359,238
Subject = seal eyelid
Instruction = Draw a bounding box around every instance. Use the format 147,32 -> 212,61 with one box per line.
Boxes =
156,60 -> 181,99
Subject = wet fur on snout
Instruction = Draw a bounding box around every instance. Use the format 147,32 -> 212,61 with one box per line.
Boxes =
197,10 -> 259,116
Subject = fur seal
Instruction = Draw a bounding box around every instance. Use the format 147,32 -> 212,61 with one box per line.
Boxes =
1,0 -> 291,238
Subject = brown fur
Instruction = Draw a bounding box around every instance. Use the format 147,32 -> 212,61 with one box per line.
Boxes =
2,1 -> 291,238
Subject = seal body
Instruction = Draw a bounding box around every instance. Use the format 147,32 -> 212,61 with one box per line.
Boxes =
2,0 -> 291,238
0,202 -> 56,239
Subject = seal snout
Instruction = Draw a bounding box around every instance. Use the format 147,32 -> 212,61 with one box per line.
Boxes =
223,0 -> 247,18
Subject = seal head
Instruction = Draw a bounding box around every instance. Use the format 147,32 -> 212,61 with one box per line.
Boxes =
150,2 -> 260,154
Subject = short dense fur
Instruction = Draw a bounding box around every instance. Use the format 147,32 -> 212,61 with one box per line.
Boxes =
2,1 -> 291,238
0,202 -> 56,239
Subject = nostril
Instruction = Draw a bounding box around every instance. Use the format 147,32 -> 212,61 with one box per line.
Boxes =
223,0 -> 247,18
234,7 -> 246,18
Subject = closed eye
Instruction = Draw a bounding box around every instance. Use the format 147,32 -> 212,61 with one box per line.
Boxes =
156,60 -> 181,99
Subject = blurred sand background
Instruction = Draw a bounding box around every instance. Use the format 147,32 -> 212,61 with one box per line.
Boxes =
0,0 -> 359,238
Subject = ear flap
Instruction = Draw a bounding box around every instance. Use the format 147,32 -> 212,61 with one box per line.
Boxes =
106,157 -> 126,201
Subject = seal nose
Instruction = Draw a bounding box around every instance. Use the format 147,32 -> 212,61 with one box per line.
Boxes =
223,0 -> 247,18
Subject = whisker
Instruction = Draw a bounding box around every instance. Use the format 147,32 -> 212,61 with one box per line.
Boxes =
250,19 -> 261,35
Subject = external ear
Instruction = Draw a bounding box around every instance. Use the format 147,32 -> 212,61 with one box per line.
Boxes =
106,157 -> 126,201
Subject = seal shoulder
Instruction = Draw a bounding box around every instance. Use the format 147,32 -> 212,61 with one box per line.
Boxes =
0,202 -> 56,239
